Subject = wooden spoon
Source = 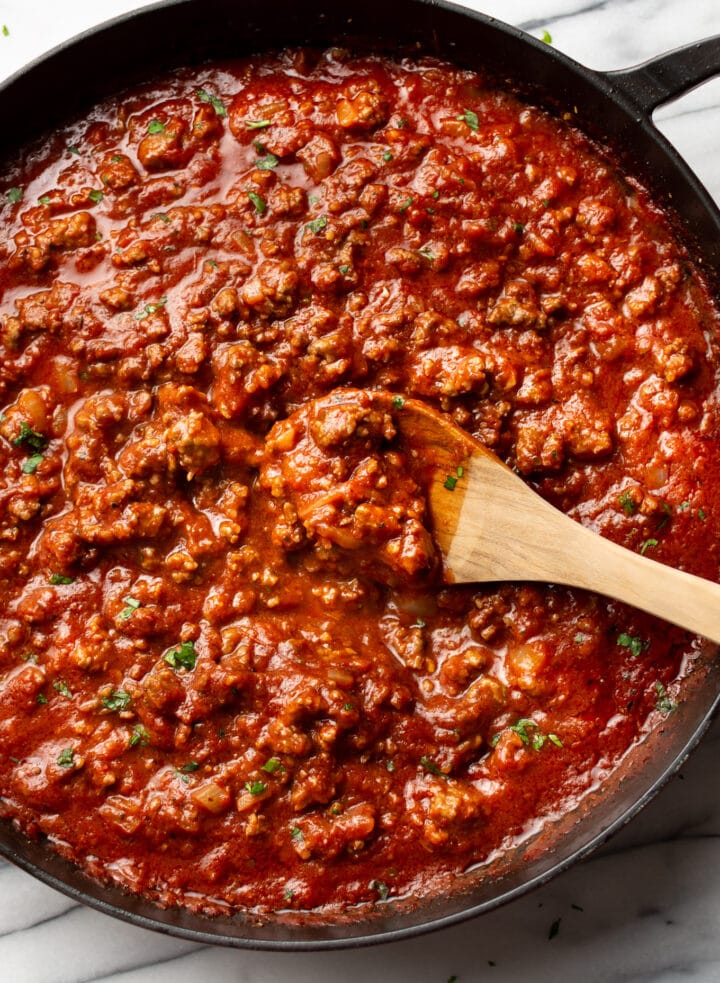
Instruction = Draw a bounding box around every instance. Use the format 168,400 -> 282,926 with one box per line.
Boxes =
378,391 -> 720,645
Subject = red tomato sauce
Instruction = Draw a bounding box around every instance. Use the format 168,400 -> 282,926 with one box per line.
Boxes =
0,48 -> 718,916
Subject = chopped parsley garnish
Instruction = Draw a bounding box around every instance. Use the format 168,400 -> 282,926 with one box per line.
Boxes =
22,653 -> 38,663
134,295 -> 168,320
492,718 -> 562,750
111,155 -> 123,163
617,632 -> 644,657
21,454 -> 43,474
458,108 -> 479,131
369,879 -> 390,901
36,694 -> 48,705
245,780 -> 267,796
12,421 -> 48,452
399,196 -> 413,213
392,395 -> 405,409
444,475 -> 458,491
118,596 -> 141,621
513,221 -> 525,234
574,632 -> 587,643
540,29 -> 553,44
102,689 -> 132,712
456,466 -> 464,478
698,508 -> 707,521
385,760 -> 395,772
290,825 -> 303,840
88,189 -> 104,203
68,145 -> 80,155
261,757 -> 285,774
284,888 -> 295,902
181,761 -> 200,773
338,264 -> 351,275
254,152 -> 279,170
307,215 -> 328,233
678,501 -> 690,511
639,537 -> 658,555
38,195 -> 51,206
57,748 -> 75,768
245,119 -> 272,129
147,119 -> 166,135
655,681 -> 677,714
618,490 -> 636,515
197,88 -> 227,117
6,187 -> 22,204
383,150 -> 393,162
164,640 -> 197,671
151,212 -> 171,224
129,724 -> 150,748
49,574 -> 74,585
418,245 -> 435,261
247,190 -> 266,214
420,755 -> 443,776
53,679 -> 72,699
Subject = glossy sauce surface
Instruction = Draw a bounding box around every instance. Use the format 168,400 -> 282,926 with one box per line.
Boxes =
0,49 -> 718,916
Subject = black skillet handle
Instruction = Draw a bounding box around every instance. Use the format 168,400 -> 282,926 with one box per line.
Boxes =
605,35 -> 720,115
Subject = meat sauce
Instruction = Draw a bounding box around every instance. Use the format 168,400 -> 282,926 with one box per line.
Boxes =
0,48 -> 718,917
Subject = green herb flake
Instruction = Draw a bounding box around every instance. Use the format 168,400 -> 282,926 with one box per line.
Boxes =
68,145 -> 80,156
197,88 -> 227,117
392,395 -> 405,409
53,679 -> 72,699
639,537 -> 658,555
38,195 -> 51,206
338,264 -> 351,275
308,194 -> 319,205
399,196 -> 414,213
418,245 -> 435,261
147,119 -> 166,135
458,108 -> 479,132
129,724 -> 150,748
247,190 -> 266,214
21,453 -> 43,474
573,631 -> 587,645
2,25 -> 9,37
57,748 -> 75,768
548,917 -> 561,940
254,152 -> 279,170
420,755 -> 443,776
548,733 -> 563,748
49,574 -> 74,586
678,501 -> 691,511
88,189 -> 104,203
22,653 -> 38,664
36,694 -> 48,705
432,190 -> 440,199
181,760 -> 200,774
246,119 -> 272,130
164,639 -> 197,671
134,295 -> 168,320
307,215 -> 328,234
383,150 -> 393,162
618,490 -> 636,516
103,689 -> 132,712
444,474 -> 458,491
456,466 -> 464,478
698,508 -> 707,521
369,879 -> 390,901
509,718 -> 538,746
151,212 -> 171,224
617,632 -> 644,658
118,596 -> 141,621
6,187 -> 22,204
655,681 -> 677,715
513,221 -> 525,234
532,732 -> 547,751
12,421 -> 48,452
262,757 -> 285,774
540,29 -> 553,45
245,780 -> 267,796
385,759 -> 395,772
290,825 -> 303,840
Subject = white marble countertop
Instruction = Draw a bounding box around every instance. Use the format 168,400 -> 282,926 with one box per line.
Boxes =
1,1 -> 719,980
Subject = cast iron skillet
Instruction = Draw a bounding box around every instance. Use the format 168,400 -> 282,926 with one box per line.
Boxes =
1,0 -> 720,951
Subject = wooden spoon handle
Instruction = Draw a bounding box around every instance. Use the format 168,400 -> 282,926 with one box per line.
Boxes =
444,453 -> 720,643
